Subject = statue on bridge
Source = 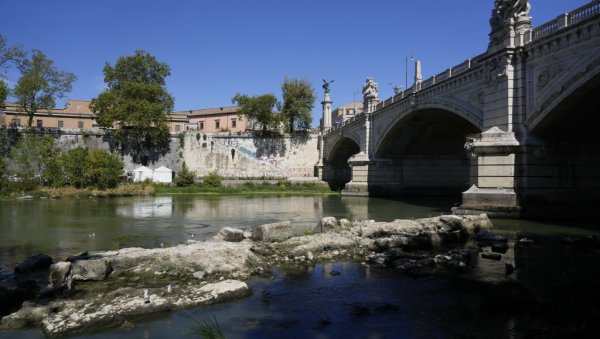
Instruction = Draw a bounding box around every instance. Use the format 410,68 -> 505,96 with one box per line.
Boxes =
322,79 -> 334,94
362,77 -> 379,100
491,0 -> 531,30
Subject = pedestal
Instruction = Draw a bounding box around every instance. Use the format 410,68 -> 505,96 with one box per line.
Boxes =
453,127 -> 522,218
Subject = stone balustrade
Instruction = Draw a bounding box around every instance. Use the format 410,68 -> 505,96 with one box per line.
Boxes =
532,0 -> 600,40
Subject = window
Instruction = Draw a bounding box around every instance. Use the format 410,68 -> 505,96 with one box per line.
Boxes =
58,120 -> 64,128
215,120 -> 220,129
175,124 -> 180,132
199,121 -> 204,130
14,118 -> 21,126
78,121 -> 84,129
347,109 -> 355,115
231,119 -> 237,128
36,120 -> 43,128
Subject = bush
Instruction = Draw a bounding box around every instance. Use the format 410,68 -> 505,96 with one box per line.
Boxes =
175,162 -> 195,187
63,148 -> 89,188
84,149 -> 124,189
202,171 -> 222,187
9,134 -> 62,188
0,157 -> 6,193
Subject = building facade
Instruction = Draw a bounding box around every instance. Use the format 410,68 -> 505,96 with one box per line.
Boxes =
1,100 -> 249,133
332,101 -> 363,126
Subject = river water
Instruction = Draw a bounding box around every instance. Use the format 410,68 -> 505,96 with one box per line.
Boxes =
1,195 -> 600,338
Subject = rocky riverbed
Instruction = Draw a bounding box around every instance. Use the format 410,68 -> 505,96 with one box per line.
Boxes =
0,214 -> 495,337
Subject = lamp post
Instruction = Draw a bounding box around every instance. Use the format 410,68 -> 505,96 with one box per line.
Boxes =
405,53 -> 414,89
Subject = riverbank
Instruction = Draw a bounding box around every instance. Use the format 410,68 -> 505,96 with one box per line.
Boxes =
0,181 -> 337,200
0,214 -> 494,336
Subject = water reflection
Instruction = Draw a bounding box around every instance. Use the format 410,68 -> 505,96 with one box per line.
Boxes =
117,196 -> 173,218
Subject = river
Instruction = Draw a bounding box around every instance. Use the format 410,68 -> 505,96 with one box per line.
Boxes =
1,195 -> 599,338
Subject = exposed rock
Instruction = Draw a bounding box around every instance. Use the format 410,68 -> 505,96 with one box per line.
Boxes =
38,280 -> 249,337
213,227 -> 245,242
481,252 -> 502,261
48,261 -> 72,291
314,217 -> 338,233
252,221 -> 293,242
276,233 -> 356,258
193,271 -> 206,280
339,218 -> 352,229
1,214 -> 498,336
14,254 -> 53,274
71,259 -> 112,281
475,230 -> 508,244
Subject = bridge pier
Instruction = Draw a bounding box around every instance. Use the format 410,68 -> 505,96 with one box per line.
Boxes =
453,127 -> 521,218
341,152 -> 371,196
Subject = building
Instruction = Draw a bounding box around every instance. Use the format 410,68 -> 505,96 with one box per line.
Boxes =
332,101 -> 363,126
0,100 -> 96,129
1,100 -> 249,133
173,106 -> 248,133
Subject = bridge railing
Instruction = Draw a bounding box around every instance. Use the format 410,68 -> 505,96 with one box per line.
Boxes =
370,52 -> 485,113
532,0 -> 600,40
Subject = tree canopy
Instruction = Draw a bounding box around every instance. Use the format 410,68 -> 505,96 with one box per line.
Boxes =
0,35 -> 25,108
232,93 -> 280,134
90,50 -> 174,162
12,50 -> 76,127
281,77 -> 315,132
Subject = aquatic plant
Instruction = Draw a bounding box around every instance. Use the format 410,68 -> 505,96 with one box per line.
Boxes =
189,315 -> 225,339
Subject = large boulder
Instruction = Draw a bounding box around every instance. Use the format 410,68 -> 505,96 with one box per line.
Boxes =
71,259 -> 112,281
252,221 -> 293,242
48,262 -> 72,290
14,254 -> 53,274
213,227 -> 245,242
314,217 -> 339,233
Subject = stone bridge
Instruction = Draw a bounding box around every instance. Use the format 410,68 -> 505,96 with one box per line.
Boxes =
317,0 -> 600,218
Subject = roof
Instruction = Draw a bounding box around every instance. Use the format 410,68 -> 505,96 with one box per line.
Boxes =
133,166 -> 152,172
2,100 -> 95,116
172,106 -> 239,117
154,166 -> 172,172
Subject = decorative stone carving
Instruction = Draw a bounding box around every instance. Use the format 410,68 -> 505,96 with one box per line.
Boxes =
362,77 -> 380,114
362,77 -> 379,100
490,0 -> 531,31
536,63 -> 565,91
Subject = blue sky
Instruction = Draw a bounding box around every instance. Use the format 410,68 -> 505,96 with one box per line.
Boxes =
1,0 -> 591,126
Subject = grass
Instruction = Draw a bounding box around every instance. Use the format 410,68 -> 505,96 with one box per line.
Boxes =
1,181 -> 336,199
155,182 -> 337,195
189,315 -> 225,339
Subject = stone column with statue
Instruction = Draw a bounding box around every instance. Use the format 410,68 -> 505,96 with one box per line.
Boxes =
454,0 -> 532,217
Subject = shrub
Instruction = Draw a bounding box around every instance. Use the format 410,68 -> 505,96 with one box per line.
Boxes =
175,161 -> 195,187
202,171 -> 222,187
63,148 -> 89,188
84,149 -> 124,189
9,134 -> 62,189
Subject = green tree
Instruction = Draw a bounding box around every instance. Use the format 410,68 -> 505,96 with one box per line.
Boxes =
281,77 -> 315,132
0,156 -> 6,192
63,147 -> 89,188
175,161 -> 195,187
232,93 -> 280,134
0,35 -> 25,108
91,50 -> 174,160
13,50 -> 76,127
9,134 -> 62,188
84,149 -> 124,189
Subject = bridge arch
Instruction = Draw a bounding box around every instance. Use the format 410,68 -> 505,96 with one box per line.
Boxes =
324,137 -> 361,190
522,67 -> 600,216
527,54 -> 600,132
372,105 -> 482,196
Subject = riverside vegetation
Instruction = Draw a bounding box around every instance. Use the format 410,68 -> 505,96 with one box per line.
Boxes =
0,132 -> 335,198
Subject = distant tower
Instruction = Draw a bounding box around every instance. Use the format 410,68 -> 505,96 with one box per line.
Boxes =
321,79 -> 333,129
